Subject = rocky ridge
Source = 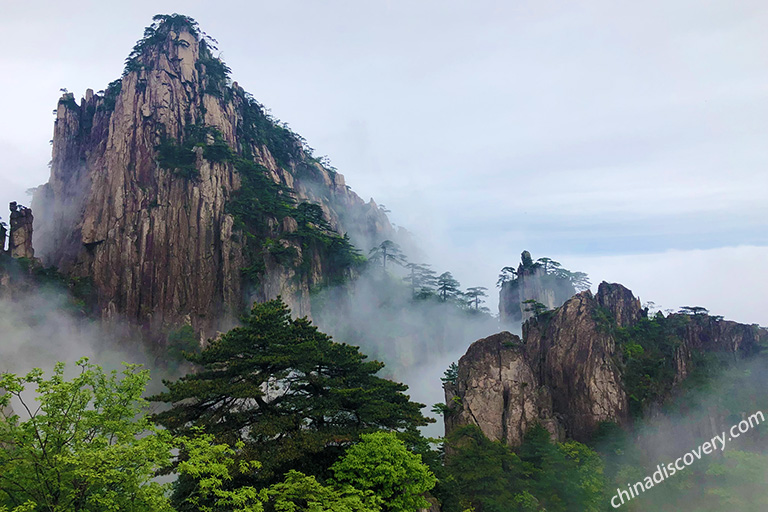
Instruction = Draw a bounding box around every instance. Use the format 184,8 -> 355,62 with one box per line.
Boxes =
446,282 -> 768,444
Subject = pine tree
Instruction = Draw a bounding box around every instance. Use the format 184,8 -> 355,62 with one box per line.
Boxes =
436,272 -> 461,302
404,263 -> 437,298
368,240 -> 407,271
151,298 -> 431,485
465,287 -> 489,311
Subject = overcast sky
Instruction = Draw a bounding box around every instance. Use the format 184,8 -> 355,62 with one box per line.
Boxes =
1,1 -> 766,324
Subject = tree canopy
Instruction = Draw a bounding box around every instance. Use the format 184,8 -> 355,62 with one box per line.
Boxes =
464,286 -> 489,311
436,272 -> 462,302
497,251 -> 591,292
0,359 -> 174,512
0,361 -> 435,512
151,298 -> 432,485
368,240 -> 408,271
404,263 -> 437,299
439,424 -> 605,512
331,432 -> 437,512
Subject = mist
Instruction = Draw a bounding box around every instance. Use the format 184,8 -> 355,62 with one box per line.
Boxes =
0,267 -> 187,418
594,350 -> 768,511
311,265 -> 501,436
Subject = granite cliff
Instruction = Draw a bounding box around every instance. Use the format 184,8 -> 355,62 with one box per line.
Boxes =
32,15 -> 392,339
445,282 -> 768,444
498,251 -> 580,324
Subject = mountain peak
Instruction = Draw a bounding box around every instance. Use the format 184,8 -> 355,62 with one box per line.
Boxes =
33,14 -> 393,339
122,14 -> 228,87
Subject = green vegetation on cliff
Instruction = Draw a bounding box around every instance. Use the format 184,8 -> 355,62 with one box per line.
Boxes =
117,14 -> 364,295
0,254 -> 96,315
613,312 -> 688,417
437,424 -> 606,512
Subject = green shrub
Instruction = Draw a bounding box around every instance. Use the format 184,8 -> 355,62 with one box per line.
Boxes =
155,124 -> 232,179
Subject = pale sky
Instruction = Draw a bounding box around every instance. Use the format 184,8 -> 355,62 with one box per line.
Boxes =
1,1 -> 766,324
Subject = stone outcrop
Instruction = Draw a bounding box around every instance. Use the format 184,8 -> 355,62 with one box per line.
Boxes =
444,332 -> 563,445
671,313 -> 766,382
8,202 -> 35,259
447,281 -> 768,445
523,284 -> 632,441
595,281 -> 642,327
32,17 -> 392,338
499,251 -> 576,324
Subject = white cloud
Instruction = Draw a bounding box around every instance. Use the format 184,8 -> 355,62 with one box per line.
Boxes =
564,246 -> 768,326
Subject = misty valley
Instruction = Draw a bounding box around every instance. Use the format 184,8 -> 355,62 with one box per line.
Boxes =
1,13 -> 767,512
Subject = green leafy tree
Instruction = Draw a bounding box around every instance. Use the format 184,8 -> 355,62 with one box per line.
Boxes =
262,471 -> 377,512
151,298 -> 432,486
441,425 -> 532,512
500,252 -> 591,292
679,305 -> 709,316
293,202 -> 331,231
567,271 -> 591,292
614,315 -> 686,417
441,362 -> 459,386
519,425 -> 605,512
0,360 -> 175,512
436,272 -> 462,302
167,324 -> 200,370
331,432 -> 436,512
174,433 -> 264,512
368,240 -> 407,271
440,424 -> 606,512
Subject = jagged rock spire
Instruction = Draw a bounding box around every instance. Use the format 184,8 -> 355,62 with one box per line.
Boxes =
8,202 -> 34,259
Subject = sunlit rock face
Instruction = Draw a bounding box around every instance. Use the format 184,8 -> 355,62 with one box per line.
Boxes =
32,17 -> 392,338
444,331 -> 564,446
449,281 -> 768,445
523,284 -> 632,441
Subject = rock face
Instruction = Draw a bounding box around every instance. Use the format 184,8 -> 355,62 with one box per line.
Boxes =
671,314 -> 766,382
32,16 -> 392,338
523,284 -> 633,441
447,281 -> 767,445
444,332 -> 563,445
595,281 -> 642,328
8,202 -> 35,259
499,251 -> 576,324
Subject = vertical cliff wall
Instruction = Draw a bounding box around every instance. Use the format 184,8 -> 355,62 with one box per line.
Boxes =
499,251 -> 577,325
32,15 -> 392,338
